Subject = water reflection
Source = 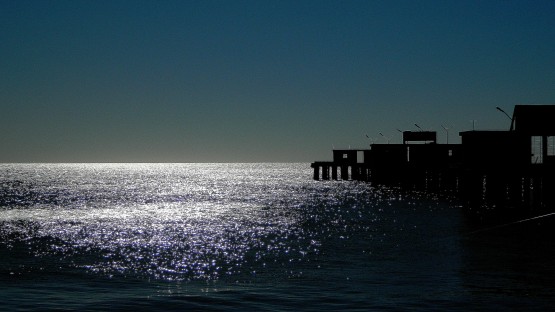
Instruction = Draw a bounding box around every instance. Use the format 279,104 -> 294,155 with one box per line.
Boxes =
1,164 -> 384,281
459,215 -> 555,309
2,164 -> 555,310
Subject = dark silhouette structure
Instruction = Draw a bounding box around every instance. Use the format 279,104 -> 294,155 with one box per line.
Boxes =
311,104 -> 555,214
402,131 -> 436,144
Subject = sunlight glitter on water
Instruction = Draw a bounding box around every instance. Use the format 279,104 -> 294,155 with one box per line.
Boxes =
4,200 -> 309,280
1,164 -> 348,281
3,162 -> 456,293
4,164 -> 555,311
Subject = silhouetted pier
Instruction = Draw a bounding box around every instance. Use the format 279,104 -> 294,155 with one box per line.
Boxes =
311,105 -> 555,213
311,149 -> 371,181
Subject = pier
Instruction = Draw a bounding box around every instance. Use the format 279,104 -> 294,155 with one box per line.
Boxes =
311,149 -> 371,181
311,105 -> 555,212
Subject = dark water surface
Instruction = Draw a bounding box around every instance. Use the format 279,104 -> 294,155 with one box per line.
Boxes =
1,163 -> 555,311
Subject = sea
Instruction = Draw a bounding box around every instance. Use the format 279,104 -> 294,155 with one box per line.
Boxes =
1,163 -> 555,311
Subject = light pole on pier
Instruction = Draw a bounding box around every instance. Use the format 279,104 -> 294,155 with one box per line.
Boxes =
397,129 -> 403,144
379,132 -> 390,144
441,125 -> 449,144
496,106 -> 513,130
365,134 -> 374,146
470,120 -> 476,131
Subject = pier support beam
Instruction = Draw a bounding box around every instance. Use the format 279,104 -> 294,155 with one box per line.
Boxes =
332,165 -> 338,180
322,165 -> 330,180
313,166 -> 319,180
341,166 -> 349,180
352,166 -> 359,181
359,166 -> 368,181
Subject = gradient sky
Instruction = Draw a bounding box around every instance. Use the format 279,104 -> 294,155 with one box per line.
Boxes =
2,0 -> 555,162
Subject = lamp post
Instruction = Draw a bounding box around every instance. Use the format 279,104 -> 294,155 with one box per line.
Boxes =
397,129 -> 403,144
414,124 -> 423,132
379,132 -> 390,144
496,106 -> 513,130
496,106 -> 512,121
365,134 -> 374,146
441,125 -> 449,144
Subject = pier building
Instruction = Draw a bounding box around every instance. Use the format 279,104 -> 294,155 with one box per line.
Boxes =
311,104 -> 555,211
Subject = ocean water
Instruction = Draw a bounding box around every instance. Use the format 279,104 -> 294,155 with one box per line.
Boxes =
1,163 -> 555,311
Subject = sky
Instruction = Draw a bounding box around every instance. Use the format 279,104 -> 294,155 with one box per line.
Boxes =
1,0 -> 555,162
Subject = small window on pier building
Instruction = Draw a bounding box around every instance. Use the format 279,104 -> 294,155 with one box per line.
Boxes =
549,136 -> 555,156
343,154 -> 348,159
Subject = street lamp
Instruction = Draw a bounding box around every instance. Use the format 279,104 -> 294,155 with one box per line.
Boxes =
496,106 -> 513,130
365,134 -> 374,146
441,125 -> 449,144
397,129 -> 403,144
414,124 -> 423,131
496,106 -> 512,121
379,132 -> 390,144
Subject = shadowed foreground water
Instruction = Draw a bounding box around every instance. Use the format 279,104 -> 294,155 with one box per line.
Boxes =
1,163 -> 555,311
